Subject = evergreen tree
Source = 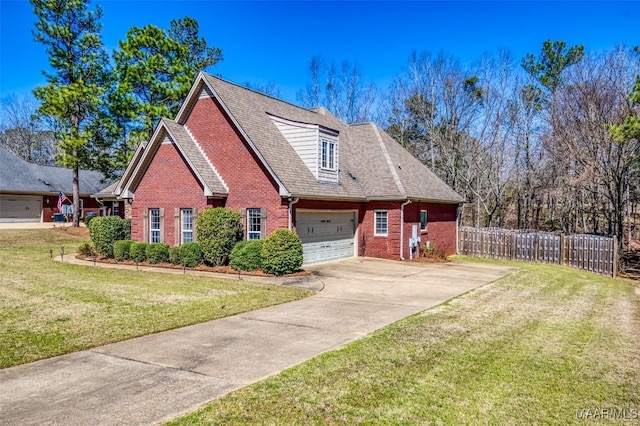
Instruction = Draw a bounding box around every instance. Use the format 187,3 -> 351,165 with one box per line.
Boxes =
111,16 -> 221,164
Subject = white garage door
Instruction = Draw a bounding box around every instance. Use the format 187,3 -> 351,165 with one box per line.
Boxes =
297,211 -> 356,264
0,194 -> 42,222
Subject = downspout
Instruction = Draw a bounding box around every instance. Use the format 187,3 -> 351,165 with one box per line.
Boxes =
400,199 -> 412,260
288,197 -> 299,231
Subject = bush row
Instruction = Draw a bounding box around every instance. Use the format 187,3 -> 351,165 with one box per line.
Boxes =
87,208 -> 303,275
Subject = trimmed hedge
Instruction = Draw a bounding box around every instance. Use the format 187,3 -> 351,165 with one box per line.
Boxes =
180,242 -> 203,267
130,242 -> 148,262
169,246 -> 182,265
168,242 -> 202,267
114,240 -> 133,261
261,229 -> 303,276
229,240 -> 264,271
146,243 -> 170,264
89,216 -> 131,258
196,207 -> 242,266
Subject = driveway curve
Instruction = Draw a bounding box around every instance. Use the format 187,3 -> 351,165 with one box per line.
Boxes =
0,258 -> 516,425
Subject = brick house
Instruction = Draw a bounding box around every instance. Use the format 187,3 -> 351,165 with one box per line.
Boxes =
0,146 -> 119,222
114,73 -> 464,264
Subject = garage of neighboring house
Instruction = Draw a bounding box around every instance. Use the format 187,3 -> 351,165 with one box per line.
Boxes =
0,194 -> 42,222
296,210 -> 357,264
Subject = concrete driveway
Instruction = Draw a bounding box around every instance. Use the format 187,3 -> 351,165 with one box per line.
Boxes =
0,258 -> 516,425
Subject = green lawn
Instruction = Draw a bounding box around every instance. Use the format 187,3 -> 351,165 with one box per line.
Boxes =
169,260 -> 640,425
0,229 -> 310,368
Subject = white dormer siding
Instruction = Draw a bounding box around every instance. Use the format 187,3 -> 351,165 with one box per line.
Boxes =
270,115 -> 339,183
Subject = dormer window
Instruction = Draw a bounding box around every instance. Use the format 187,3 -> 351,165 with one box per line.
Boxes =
270,114 -> 339,183
321,139 -> 336,170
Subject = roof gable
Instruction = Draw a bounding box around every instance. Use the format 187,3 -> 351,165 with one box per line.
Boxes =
122,72 -> 463,204
118,118 -> 227,199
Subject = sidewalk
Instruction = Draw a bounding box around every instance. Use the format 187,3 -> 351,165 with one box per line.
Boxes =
0,257 -> 516,425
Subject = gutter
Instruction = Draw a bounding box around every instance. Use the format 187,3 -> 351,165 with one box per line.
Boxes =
288,197 -> 300,231
400,199 -> 412,261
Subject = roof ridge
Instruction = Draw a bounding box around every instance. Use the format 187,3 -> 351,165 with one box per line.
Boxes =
182,123 -> 229,192
203,72 -> 320,115
371,123 -> 406,197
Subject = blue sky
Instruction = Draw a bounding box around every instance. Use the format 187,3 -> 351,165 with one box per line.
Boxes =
1,1 -> 638,104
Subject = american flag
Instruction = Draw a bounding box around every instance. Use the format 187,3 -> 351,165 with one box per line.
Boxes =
57,191 -> 70,213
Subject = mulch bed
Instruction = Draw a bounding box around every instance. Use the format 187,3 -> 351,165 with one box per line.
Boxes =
75,255 -> 310,278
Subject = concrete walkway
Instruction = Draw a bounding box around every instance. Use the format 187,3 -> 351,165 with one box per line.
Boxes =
0,258 -> 516,425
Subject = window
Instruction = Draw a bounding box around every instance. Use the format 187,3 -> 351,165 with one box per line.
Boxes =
375,211 -> 388,236
112,201 -> 119,217
321,139 -> 336,170
247,208 -> 262,240
150,208 -> 161,243
181,208 -> 193,244
420,210 -> 428,231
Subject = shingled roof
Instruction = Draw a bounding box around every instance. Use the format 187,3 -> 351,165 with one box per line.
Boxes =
119,72 -> 463,204
187,73 -> 463,203
0,146 -> 108,195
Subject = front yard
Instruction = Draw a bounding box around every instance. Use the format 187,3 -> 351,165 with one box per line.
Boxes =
0,228 -> 310,368
169,260 -> 640,425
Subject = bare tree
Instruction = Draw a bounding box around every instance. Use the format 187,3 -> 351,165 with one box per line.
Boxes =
0,94 -> 55,164
297,56 -> 377,123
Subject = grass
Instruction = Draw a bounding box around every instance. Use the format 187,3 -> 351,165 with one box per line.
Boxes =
0,229 -> 310,368
168,260 -> 640,425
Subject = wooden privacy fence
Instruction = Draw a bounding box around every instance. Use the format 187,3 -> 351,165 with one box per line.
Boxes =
458,227 -> 618,277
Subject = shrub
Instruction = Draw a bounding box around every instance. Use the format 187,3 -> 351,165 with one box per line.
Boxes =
146,243 -> 170,264
196,207 -> 242,266
83,213 -> 96,226
114,240 -> 133,261
89,216 -> 131,258
169,246 -> 182,265
130,242 -> 148,263
77,242 -> 96,257
261,229 -> 303,276
230,240 -> 264,271
180,242 -> 203,267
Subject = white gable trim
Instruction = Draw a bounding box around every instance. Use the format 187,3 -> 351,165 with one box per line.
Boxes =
175,72 -> 291,197
119,120 -> 224,198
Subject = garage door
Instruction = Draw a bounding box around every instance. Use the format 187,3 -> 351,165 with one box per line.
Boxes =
0,194 -> 42,222
297,211 -> 356,264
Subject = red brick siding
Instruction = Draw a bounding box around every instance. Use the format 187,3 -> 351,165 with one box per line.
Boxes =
407,202 -> 458,255
185,96 -> 288,234
131,142 -> 210,244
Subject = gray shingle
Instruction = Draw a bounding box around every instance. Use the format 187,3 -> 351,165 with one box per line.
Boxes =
199,74 -> 463,203
0,146 -> 108,195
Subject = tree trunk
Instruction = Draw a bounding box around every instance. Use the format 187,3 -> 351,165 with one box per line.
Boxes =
73,165 -> 80,227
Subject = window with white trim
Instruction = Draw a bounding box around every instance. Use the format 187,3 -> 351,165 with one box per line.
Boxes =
150,208 -> 161,243
112,201 -> 119,217
321,139 -> 336,170
181,208 -> 193,244
247,208 -> 262,240
375,210 -> 388,236
420,210 -> 428,231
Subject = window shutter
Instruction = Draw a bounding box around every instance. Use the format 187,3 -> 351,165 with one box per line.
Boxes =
193,207 -> 198,241
260,208 -> 267,239
143,208 -> 149,243
160,208 -> 165,243
240,208 -> 247,239
174,208 -> 180,246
